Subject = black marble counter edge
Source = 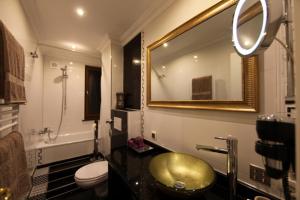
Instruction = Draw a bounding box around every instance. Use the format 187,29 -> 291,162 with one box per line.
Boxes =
106,139 -> 280,200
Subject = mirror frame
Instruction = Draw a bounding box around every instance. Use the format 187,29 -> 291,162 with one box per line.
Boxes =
146,0 -> 259,112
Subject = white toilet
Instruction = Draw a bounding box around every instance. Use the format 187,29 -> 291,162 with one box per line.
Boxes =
75,161 -> 108,189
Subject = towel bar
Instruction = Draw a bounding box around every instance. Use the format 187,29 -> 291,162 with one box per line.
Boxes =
0,115 -> 18,123
0,109 -> 18,115
0,122 -> 18,132
0,104 -> 19,134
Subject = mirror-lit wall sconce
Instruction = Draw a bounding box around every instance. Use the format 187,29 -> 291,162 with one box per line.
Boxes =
232,1 -> 296,200
232,0 -> 295,102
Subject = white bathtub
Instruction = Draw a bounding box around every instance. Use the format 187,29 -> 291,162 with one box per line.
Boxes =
34,131 -> 94,166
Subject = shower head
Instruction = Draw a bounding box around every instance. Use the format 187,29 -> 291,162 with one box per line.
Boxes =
60,65 -> 67,71
30,51 -> 39,59
61,65 -> 68,78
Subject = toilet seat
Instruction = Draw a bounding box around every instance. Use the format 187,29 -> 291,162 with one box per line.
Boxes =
75,161 -> 108,188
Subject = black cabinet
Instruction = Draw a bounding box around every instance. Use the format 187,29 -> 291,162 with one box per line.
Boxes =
123,33 -> 141,109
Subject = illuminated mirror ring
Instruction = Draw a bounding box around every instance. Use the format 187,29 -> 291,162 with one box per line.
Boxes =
232,0 -> 268,56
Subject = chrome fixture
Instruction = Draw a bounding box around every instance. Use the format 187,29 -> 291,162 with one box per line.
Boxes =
61,65 -> 68,79
106,119 -> 113,137
232,0 -> 295,104
30,51 -> 38,59
92,120 -> 100,161
48,65 -> 68,141
196,136 -> 238,200
30,46 -> 39,59
60,65 -> 68,112
39,127 -> 52,136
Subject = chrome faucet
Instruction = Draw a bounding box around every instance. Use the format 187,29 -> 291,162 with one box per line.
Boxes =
196,136 -> 238,200
39,127 -> 51,135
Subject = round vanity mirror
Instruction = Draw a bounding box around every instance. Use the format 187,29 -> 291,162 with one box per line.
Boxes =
232,0 -> 283,56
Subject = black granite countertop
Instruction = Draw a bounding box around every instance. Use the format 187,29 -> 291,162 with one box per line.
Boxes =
106,142 -> 278,200
106,143 -> 229,200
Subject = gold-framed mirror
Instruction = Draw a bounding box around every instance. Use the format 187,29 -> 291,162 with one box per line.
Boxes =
147,0 -> 258,112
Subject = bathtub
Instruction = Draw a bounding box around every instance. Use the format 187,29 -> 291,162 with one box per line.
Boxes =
34,131 -> 94,166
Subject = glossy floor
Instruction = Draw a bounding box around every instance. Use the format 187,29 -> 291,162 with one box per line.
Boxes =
28,155 -> 107,200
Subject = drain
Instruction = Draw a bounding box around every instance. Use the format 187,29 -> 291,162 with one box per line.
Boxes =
174,181 -> 186,189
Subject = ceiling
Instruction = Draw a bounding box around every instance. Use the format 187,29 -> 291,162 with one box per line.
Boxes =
20,0 -> 173,57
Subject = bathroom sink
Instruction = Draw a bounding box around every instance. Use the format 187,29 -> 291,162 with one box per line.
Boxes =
149,152 -> 216,198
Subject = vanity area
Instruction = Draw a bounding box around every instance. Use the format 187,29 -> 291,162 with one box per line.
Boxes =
108,0 -> 296,199
0,0 -> 297,198
106,141 -> 278,200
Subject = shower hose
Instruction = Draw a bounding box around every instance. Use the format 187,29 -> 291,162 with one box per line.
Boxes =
48,74 -> 67,141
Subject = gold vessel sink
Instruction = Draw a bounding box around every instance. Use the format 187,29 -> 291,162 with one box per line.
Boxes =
149,152 -> 215,197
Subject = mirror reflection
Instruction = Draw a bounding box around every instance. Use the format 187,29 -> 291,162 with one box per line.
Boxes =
150,6 -> 244,101
237,0 -> 263,50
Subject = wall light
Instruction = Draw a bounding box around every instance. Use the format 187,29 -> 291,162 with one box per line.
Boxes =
71,45 -> 77,51
163,43 -> 168,48
76,8 -> 85,17
232,0 -> 268,56
132,59 -> 141,65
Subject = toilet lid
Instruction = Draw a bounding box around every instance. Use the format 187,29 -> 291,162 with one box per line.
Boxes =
75,161 -> 108,180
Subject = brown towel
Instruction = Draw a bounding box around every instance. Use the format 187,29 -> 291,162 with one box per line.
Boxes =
0,131 -> 31,200
192,76 -> 212,100
0,20 -> 26,103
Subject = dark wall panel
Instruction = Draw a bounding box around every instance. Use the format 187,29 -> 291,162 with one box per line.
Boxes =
123,33 -> 141,109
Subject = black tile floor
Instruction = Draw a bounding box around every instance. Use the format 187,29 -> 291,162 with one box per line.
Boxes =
28,155 -> 108,200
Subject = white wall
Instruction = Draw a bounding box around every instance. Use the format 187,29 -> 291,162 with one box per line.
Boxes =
98,39 -> 124,155
111,42 -> 124,109
151,39 -> 241,101
43,55 -> 100,135
229,53 -> 243,100
0,0 -> 44,147
294,0 -> 300,198
99,42 -> 112,155
143,0 -> 287,198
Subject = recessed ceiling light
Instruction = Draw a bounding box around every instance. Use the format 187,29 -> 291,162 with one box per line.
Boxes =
76,7 -> 85,17
69,62 -> 73,65
163,43 -> 168,48
193,55 -> 198,59
71,45 -> 77,51
162,66 -> 166,69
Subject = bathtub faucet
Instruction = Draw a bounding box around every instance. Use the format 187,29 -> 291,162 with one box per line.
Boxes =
39,127 -> 54,142
39,127 -> 51,135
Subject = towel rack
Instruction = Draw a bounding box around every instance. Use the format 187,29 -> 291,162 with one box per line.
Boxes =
0,104 -> 19,135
